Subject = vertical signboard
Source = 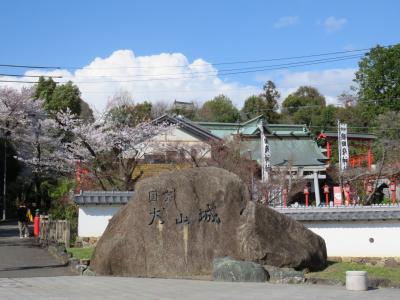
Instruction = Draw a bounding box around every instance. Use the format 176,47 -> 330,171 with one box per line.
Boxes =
338,122 -> 349,171
258,122 -> 271,182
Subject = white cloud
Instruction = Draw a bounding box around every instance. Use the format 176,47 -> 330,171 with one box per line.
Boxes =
271,68 -> 356,104
323,16 -> 347,32
0,50 -> 260,112
273,16 -> 299,29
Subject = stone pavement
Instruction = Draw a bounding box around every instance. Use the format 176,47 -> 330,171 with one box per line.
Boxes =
0,221 -> 398,299
0,221 -> 74,278
0,276 -> 399,300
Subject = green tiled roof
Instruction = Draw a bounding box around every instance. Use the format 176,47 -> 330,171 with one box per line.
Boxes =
241,137 -> 326,167
195,116 -> 324,167
196,115 -> 309,139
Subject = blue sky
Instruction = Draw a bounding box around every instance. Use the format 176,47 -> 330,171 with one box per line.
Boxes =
1,0 -> 399,111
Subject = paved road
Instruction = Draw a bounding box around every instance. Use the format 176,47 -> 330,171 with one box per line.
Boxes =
1,221 -> 398,299
0,276 -> 399,300
0,221 -> 74,278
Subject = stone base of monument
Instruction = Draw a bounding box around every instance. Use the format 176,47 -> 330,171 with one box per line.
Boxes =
346,271 -> 368,291
212,257 -> 268,282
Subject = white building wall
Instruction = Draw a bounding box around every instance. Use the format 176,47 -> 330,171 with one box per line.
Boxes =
305,221 -> 400,257
78,205 -> 123,237
145,127 -> 212,158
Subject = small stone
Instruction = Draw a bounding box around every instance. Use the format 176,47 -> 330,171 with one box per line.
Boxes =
76,264 -> 87,275
213,257 -> 268,282
83,268 -> 96,276
264,265 -> 305,284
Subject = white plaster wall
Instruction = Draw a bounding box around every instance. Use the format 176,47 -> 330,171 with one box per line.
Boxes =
78,205 -> 122,237
146,127 -> 212,158
153,128 -> 201,142
304,221 -> 400,257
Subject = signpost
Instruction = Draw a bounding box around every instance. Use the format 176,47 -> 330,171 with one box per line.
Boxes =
338,122 -> 349,172
337,121 -> 349,206
258,122 -> 271,182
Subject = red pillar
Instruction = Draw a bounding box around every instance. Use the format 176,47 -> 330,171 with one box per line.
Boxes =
304,186 -> 309,207
323,184 -> 329,206
326,142 -> 331,160
390,180 -> 397,205
283,188 -> 287,208
367,149 -> 373,170
75,160 -> 81,192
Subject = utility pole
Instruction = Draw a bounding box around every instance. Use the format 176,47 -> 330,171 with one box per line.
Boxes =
2,134 -> 6,221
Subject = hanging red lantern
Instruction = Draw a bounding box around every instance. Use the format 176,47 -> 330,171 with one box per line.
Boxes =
323,184 -> 329,194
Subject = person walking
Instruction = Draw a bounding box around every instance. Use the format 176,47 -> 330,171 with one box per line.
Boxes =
17,202 -> 30,238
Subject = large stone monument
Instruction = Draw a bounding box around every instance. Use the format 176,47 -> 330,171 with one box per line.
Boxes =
90,167 -> 327,277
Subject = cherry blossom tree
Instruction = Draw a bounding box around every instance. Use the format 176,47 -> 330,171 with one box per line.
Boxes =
2,86 -> 173,192
56,109 -> 172,190
1,87 -> 68,175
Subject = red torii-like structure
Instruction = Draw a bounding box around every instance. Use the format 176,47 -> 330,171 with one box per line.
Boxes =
317,132 -> 376,169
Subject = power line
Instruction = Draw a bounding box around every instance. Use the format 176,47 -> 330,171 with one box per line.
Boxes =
63,55 -> 362,84
0,79 -> 44,84
0,64 -> 61,69
56,54 -> 362,79
0,54 -> 362,84
0,73 -> 62,78
0,44 -> 393,71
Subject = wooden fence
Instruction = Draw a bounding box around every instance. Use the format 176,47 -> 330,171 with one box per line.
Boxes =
39,216 -> 70,248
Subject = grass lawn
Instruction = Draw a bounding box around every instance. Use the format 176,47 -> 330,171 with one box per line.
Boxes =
67,247 -> 95,260
306,261 -> 400,284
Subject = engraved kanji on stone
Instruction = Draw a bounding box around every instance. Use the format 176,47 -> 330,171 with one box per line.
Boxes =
176,213 -> 190,225
162,189 -> 175,204
148,190 -> 157,203
199,204 -> 221,224
148,208 -> 164,225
